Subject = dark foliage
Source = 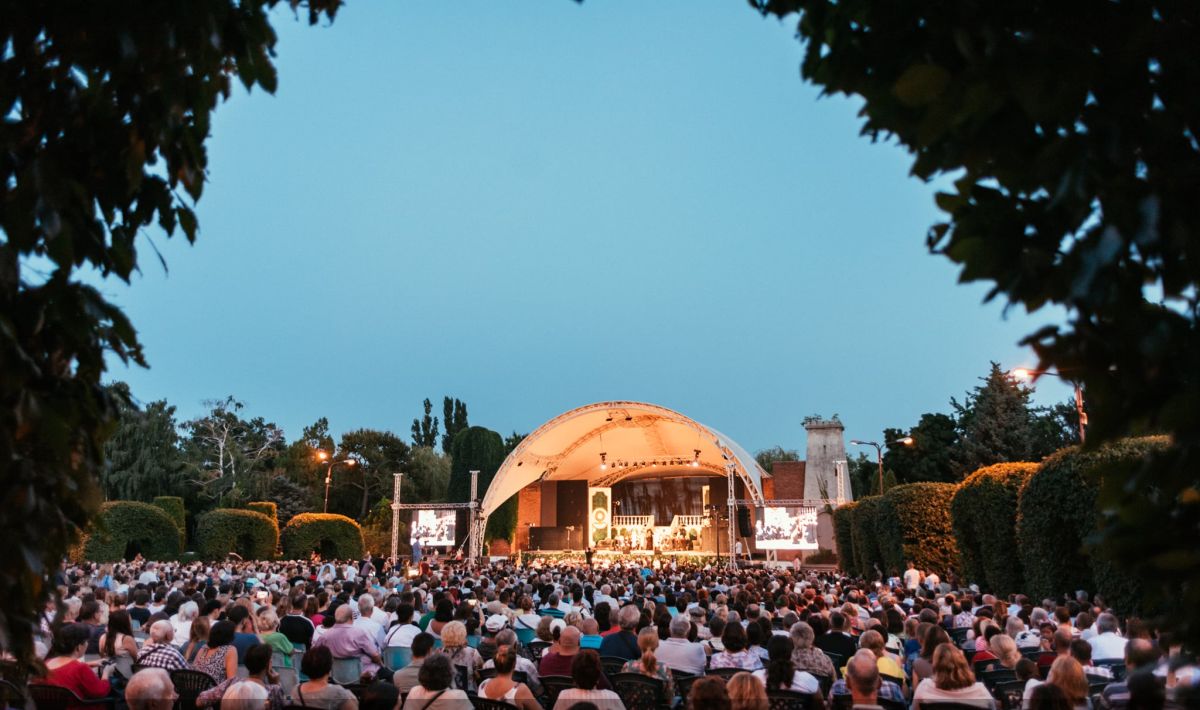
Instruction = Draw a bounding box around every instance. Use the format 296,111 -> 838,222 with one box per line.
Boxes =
951,463 -> 1037,594
280,513 -> 364,560
194,509 -> 278,560
83,502 -> 182,562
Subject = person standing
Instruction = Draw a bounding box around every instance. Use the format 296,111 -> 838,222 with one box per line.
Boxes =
585,546 -> 594,569
410,537 -> 422,567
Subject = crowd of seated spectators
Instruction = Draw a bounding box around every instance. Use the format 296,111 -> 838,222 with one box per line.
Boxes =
0,554 -> 1196,710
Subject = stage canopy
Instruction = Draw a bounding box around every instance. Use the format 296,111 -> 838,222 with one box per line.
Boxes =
479,401 -> 768,518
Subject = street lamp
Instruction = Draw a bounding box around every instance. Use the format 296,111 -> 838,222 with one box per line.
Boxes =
849,438 -> 914,495
1011,367 -> 1088,443
316,450 -> 357,513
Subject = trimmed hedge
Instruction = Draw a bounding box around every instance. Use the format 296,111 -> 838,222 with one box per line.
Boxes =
281,513 -> 364,560
246,501 -> 278,526
951,463 -> 1038,595
152,496 -> 186,538
850,496 -> 885,578
1018,437 -> 1169,613
877,483 -> 959,577
195,509 -> 279,560
832,502 -> 858,575
83,501 -> 182,562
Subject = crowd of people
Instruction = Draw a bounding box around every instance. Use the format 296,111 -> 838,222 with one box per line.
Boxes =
2,553 -> 1196,710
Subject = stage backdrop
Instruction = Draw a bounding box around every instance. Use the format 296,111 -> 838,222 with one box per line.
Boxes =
755,506 -> 820,550
588,487 -> 611,545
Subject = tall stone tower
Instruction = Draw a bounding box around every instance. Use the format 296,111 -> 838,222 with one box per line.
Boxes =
803,416 -> 851,501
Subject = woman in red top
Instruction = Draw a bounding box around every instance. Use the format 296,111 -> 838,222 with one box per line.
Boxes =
39,623 -> 115,706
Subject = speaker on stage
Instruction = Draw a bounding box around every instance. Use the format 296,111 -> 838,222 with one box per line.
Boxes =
737,506 -> 752,537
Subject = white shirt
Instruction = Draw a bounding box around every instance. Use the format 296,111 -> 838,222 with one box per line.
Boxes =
753,669 -> 820,694
592,594 -> 617,611
354,617 -> 386,648
384,623 -> 420,648
656,637 -> 707,675
1089,632 -> 1127,661
138,571 -> 159,585
903,569 -> 921,590
734,541 -> 743,555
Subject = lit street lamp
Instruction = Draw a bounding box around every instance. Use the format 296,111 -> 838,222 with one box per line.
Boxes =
1011,367 -> 1088,444
316,450 -> 357,513
849,437 -> 914,495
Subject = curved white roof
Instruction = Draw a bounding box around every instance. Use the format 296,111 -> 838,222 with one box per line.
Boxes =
479,401 -> 768,518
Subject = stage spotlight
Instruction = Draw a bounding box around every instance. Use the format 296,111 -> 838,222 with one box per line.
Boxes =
599,452 -> 608,471
692,449 -> 701,467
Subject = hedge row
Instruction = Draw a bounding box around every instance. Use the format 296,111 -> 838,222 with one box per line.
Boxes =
851,496 -> 885,578
835,437 -> 1166,614
83,502 -> 182,562
281,513 -> 364,560
246,501 -> 278,526
152,496 -> 186,538
195,509 -> 279,560
832,501 -> 857,575
951,463 -> 1037,595
1017,437 -> 1168,615
877,482 -> 959,575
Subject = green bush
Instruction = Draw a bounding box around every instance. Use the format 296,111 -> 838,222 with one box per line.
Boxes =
877,482 -> 959,577
951,463 -> 1038,595
281,513 -> 364,560
1018,437 -> 1169,612
850,496 -> 885,578
83,501 -> 182,562
246,501 -> 278,525
832,502 -> 858,575
195,509 -> 279,560
152,496 -> 186,537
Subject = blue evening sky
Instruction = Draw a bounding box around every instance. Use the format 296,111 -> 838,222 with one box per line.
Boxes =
104,1 -> 1072,455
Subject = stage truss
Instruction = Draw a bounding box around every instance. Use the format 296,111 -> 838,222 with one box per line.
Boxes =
390,470 -> 484,561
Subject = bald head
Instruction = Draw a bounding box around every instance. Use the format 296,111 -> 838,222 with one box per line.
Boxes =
846,650 -> 880,700
334,605 -> 353,624
559,626 -> 581,651
1125,639 -> 1160,669
126,667 -> 174,710
149,620 -> 174,644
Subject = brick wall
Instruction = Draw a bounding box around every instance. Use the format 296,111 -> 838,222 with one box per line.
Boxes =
770,461 -> 807,500
515,483 -> 541,550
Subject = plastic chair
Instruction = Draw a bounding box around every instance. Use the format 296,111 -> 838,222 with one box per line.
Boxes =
275,667 -> 299,696
170,669 -> 217,710
514,628 -> 535,645
600,656 -> 627,679
330,656 -> 362,685
707,667 -> 741,681
471,696 -> 516,710
611,672 -> 666,709
539,675 -> 574,708
767,689 -> 817,710
28,683 -> 114,710
918,703 -> 993,710
994,679 -> 1026,710
822,651 -> 846,678
672,670 -> 699,699
526,641 -> 550,659
979,668 -> 1017,691
0,679 -> 26,709
454,664 -> 471,691
948,627 -> 970,646
383,646 -> 412,670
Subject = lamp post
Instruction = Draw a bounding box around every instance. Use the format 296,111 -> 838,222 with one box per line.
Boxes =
1011,367 -> 1088,443
849,437 -> 913,495
316,450 -> 357,514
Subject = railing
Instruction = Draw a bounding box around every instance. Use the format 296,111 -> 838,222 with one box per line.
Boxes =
672,515 -> 705,529
612,516 -> 654,529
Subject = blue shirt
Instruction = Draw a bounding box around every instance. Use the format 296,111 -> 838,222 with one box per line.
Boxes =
580,634 -> 603,650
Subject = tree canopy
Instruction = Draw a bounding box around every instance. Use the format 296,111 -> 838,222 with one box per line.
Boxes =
754,0 -> 1200,644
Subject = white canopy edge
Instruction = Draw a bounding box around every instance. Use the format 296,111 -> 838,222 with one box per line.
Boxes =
478,401 -> 767,518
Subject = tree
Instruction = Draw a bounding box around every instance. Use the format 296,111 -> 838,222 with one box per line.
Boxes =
101,385 -> 186,502
410,399 -> 439,449
0,0 -> 339,657
754,0 -> 1200,644
181,397 -> 285,506
331,429 -> 410,520
405,446 -> 451,503
883,413 -> 959,483
846,453 -> 876,499
279,417 -> 334,492
951,363 -> 1038,476
503,431 -> 527,455
441,397 -> 469,453
754,446 -> 801,474
448,427 -> 506,544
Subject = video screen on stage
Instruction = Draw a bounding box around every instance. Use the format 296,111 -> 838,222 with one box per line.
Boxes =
755,506 -> 819,549
412,510 -> 456,547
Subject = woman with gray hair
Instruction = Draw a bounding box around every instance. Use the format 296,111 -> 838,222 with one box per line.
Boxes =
172,600 -> 199,641
789,620 -> 836,678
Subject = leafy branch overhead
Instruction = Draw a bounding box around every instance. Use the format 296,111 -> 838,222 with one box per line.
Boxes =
0,0 -> 340,658
753,0 -> 1200,645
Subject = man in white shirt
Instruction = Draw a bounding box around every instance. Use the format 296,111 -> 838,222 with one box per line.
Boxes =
1088,613 -> 1127,660
593,585 -> 617,612
354,595 -> 386,648
138,562 -> 159,586
656,615 -> 707,675
902,561 -> 922,592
